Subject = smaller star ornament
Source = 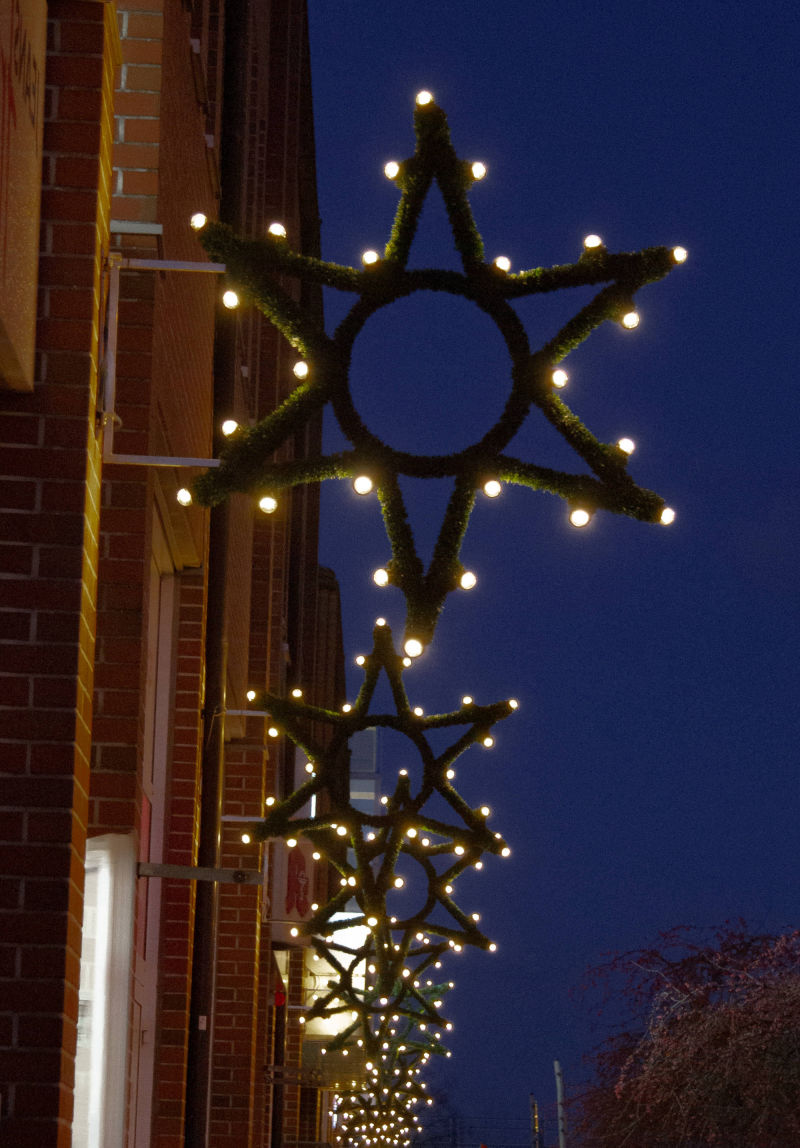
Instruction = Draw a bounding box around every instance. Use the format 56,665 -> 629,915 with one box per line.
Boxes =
192,92 -> 685,650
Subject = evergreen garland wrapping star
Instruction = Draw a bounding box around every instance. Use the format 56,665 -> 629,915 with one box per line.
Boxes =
190,93 -> 684,1142
192,93 -> 683,651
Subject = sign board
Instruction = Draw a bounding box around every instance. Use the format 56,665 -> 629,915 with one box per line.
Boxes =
0,0 -> 46,391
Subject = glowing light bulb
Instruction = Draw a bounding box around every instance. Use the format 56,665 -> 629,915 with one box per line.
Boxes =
406,827 -> 418,838
189,213 -> 207,230
222,289 -> 239,309
375,616 -> 386,627
290,926 -> 298,937
353,475 -> 373,494
266,796 -> 275,806
287,837 -> 297,848
246,689 -> 256,701
384,160 -> 400,179
445,768 -> 455,780
672,245 -> 688,263
552,368 -> 568,388
501,846 -> 511,857
291,687 -> 302,698
480,805 -> 490,816
412,706 -> 423,717
312,850 -> 320,860
342,703 -> 352,713
267,726 -> 279,738
617,437 -> 636,455
471,913 -> 480,922
362,249 -> 380,266
221,418 -> 238,436
404,638 -> 423,659
336,825 -> 348,837
489,942 -> 497,952
415,90 -> 433,106
569,508 -> 592,528
373,567 -> 389,586
241,832 -> 251,844
454,845 -> 465,856
176,488 -> 192,506
471,161 -> 487,180
483,479 -> 501,498
394,877 -> 404,888
583,233 -> 603,249
367,916 -> 378,927
293,361 -> 309,379
660,506 -> 676,525
304,762 -> 314,774
622,310 -> 640,329
268,222 -> 287,237
258,495 -> 277,514
459,570 -> 477,590
508,698 -> 519,709
493,255 -> 511,272
482,735 -> 494,748
402,656 -> 412,667
355,655 -> 366,666
461,695 -> 473,706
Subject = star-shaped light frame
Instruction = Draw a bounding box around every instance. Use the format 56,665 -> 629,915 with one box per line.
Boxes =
193,94 -> 684,648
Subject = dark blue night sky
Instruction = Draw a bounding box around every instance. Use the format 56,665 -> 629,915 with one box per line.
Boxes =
306,1 -> 799,1136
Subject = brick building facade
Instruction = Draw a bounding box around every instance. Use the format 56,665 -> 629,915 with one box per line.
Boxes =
0,2 -> 344,1144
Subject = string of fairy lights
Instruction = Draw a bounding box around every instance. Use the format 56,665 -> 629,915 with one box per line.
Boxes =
184,91 -> 685,1146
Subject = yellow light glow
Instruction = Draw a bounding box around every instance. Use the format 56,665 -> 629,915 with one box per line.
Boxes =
501,846 -> 511,857
569,508 -> 591,528
482,736 -> 494,748
412,706 -> 423,717
312,851 -> 320,860
480,805 -> 490,816
622,310 -> 640,329
493,255 -> 511,272
367,916 -> 378,927
268,726 -> 279,738
459,570 -> 477,590
241,833 -> 251,844
342,703 -> 352,713
354,475 -> 373,494
508,698 -> 518,709
384,161 -> 400,179
268,222 -> 287,237
483,479 -> 502,498
362,249 -> 380,266
471,161 -> 487,180
355,655 -> 366,666
552,368 -> 568,388
291,687 -> 302,698
404,638 -> 423,658
304,762 -> 314,774
293,361 -> 309,379
618,437 -> 636,454
394,877 -> 404,888
373,567 -> 389,586
221,418 -> 238,436
660,506 -> 676,525
402,656 -> 412,667
672,245 -> 688,263
376,617 -> 387,627
489,942 -> 497,952
266,796 -> 275,806
246,689 -> 256,701
583,233 -> 603,249
290,926 -> 299,936
415,90 -> 433,106
176,488 -> 192,506
222,289 -> 239,309
454,845 -> 465,856
259,495 -> 278,514
471,913 -> 480,922
461,695 -> 473,706
189,213 -> 207,230
287,837 -> 297,848
336,825 -> 348,837
445,768 -> 455,780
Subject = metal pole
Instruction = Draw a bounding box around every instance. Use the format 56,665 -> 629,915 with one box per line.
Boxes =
554,1061 -> 567,1148
529,1094 -> 542,1148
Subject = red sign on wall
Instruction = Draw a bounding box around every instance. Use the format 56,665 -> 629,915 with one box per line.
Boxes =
0,0 -> 46,391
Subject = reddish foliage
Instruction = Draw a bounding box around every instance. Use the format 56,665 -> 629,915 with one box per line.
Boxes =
569,923 -> 800,1147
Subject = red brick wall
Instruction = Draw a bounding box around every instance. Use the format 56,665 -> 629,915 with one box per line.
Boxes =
0,2 -> 120,1143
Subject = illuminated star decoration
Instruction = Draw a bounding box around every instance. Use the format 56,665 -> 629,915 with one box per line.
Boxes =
252,622 -> 513,995
192,91 -> 684,652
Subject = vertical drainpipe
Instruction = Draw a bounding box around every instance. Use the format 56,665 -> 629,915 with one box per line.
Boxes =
185,500 -> 229,1148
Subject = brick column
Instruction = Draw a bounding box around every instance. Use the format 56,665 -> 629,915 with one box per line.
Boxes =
0,3 -> 119,1144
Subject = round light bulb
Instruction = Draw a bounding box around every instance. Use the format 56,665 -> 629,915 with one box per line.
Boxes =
483,479 -> 502,498
454,846 -> 465,856
493,255 -> 511,272
446,768 -> 455,780
672,245 -> 688,263
583,233 -> 603,249
501,846 -> 511,857
189,212 -> 207,230
412,706 -> 423,717
266,796 -> 275,806
459,570 -> 477,590
355,655 -> 366,666
402,656 -> 412,667
259,495 -> 278,514
394,877 -> 404,888
291,687 -> 302,698
241,832 -> 251,844
373,567 -> 389,586
508,697 -> 519,709
569,508 -> 591,527
176,488 -> 192,506
622,310 -> 640,329
222,289 -> 239,309
618,437 -> 636,454
384,161 -> 400,179
267,726 -> 279,738
482,736 -> 494,748
293,361 -> 309,379
462,695 -> 473,706
375,617 -> 386,627
489,943 -> 497,952
336,825 -> 348,837
353,475 -> 373,495
660,506 -> 676,525
342,703 -> 352,713
287,837 -> 297,848
415,90 -> 433,106
268,222 -> 287,237
552,368 -> 568,388
221,418 -> 238,436
480,806 -> 490,816
246,689 -> 256,701
471,161 -> 487,180
362,249 -> 380,266
404,638 -> 423,659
